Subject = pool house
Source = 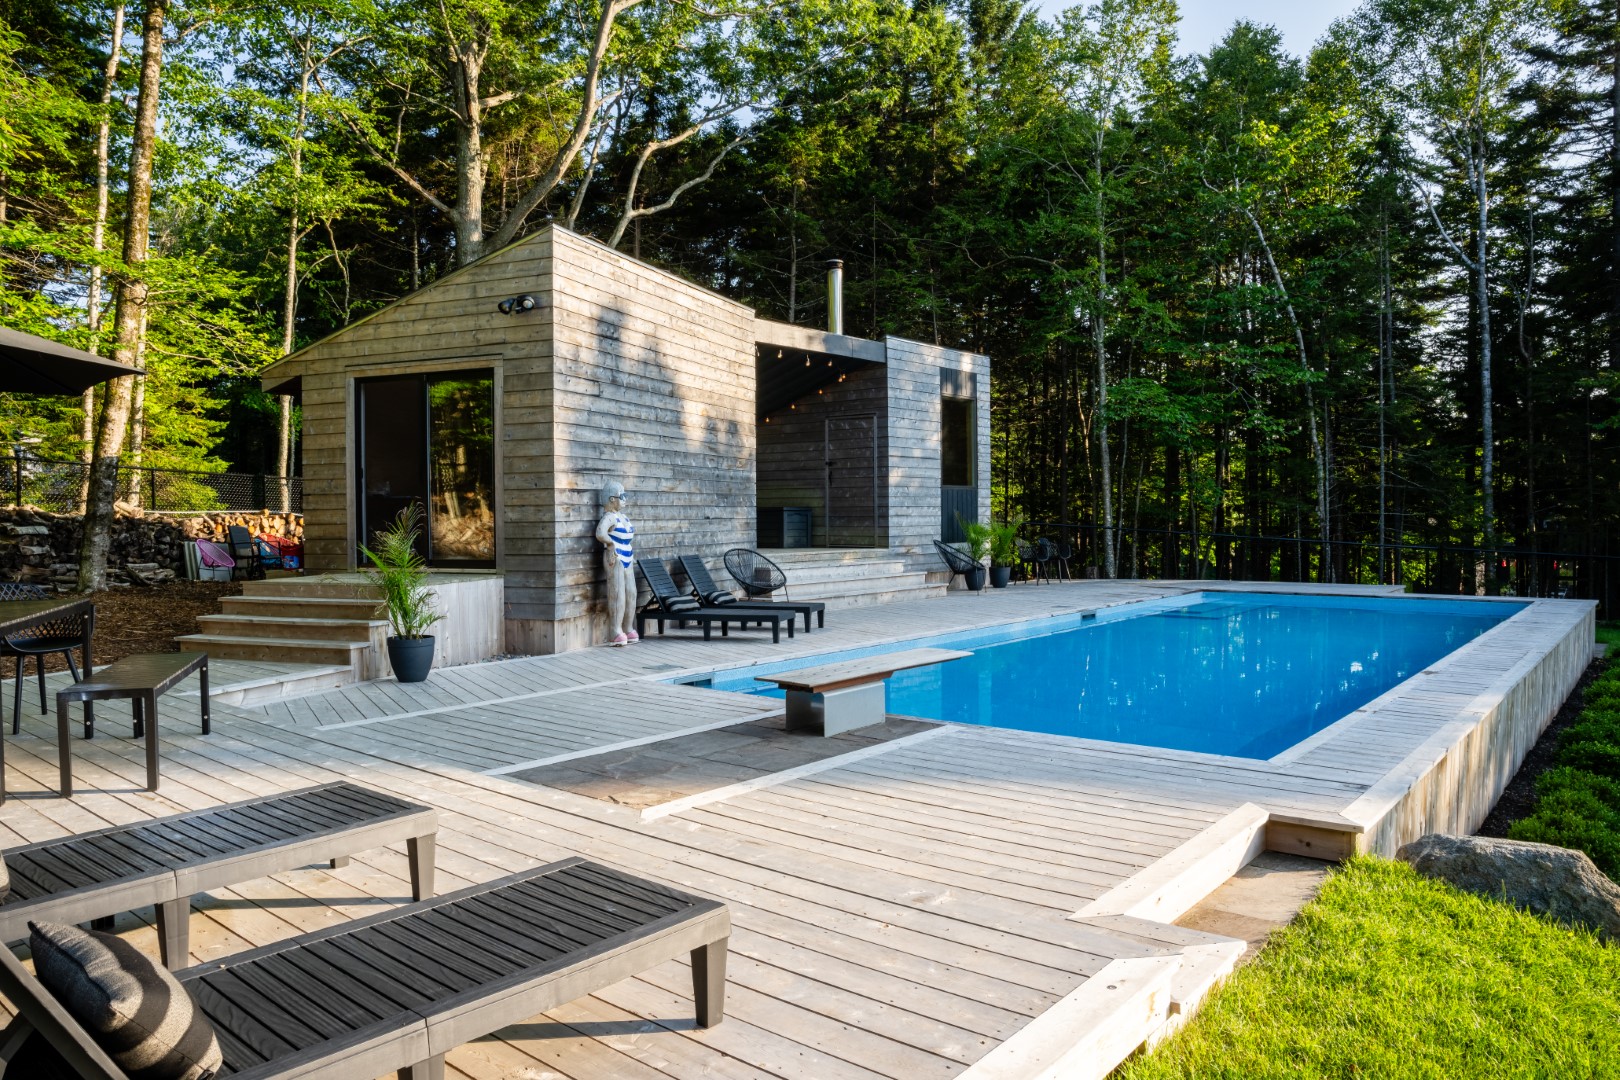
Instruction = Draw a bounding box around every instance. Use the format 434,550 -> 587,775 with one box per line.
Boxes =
254,225 -> 991,655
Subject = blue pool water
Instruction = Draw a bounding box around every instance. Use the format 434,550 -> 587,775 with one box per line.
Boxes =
699,593 -> 1526,759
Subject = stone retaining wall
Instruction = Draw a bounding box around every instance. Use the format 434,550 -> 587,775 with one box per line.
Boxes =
1,506 -> 305,587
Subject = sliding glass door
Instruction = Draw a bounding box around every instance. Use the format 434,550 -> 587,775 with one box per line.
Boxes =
357,370 -> 495,567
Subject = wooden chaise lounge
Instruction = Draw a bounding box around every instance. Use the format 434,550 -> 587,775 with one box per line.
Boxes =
0,781 -> 437,969
677,554 -> 826,632
637,558 -> 794,644
0,857 -> 730,1080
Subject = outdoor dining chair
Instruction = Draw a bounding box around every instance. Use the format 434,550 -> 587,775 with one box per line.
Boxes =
225,525 -> 265,580
0,582 -> 90,731
1031,538 -> 1056,584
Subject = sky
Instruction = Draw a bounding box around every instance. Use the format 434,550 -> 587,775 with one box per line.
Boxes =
1033,0 -> 1363,59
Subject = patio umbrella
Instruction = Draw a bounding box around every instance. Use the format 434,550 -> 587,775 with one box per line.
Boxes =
0,326 -> 139,395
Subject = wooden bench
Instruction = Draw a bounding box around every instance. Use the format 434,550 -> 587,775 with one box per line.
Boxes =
756,647 -> 972,736
0,857 -> 728,1080
52,651 -> 210,797
0,782 -> 438,969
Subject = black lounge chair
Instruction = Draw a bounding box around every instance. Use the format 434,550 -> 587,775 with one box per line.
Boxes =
676,554 -> 825,632
0,857 -> 729,1080
636,559 -> 794,644
933,539 -> 981,590
0,781 -> 437,970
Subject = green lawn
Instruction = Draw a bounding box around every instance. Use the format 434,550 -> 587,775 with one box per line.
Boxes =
1117,857 -> 1620,1080
1598,622 -> 1620,649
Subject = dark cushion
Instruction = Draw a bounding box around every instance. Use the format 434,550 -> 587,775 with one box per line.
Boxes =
29,921 -> 222,1080
664,596 -> 701,613
703,591 -> 737,605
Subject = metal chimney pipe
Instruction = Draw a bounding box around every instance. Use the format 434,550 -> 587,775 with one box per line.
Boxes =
826,259 -> 844,336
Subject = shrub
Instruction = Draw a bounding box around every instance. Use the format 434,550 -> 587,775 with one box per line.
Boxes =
1509,768 -> 1620,878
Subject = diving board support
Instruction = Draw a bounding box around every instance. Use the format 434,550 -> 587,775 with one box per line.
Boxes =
757,647 -> 971,736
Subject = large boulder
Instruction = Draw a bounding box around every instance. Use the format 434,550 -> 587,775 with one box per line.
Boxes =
1397,833 -> 1620,939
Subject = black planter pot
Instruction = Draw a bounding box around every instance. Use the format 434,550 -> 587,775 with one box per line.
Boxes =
989,565 -> 1012,588
964,567 -> 987,592
387,635 -> 436,683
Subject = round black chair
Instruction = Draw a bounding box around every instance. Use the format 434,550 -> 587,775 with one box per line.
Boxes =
0,582 -> 89,732
724,548 -> 791,600
933,539 -> 981,591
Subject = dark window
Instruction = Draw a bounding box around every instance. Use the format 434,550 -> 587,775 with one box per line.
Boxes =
941,397 -> 975,487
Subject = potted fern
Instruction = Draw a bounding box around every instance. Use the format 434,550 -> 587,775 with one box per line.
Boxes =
359,504 -> 444,682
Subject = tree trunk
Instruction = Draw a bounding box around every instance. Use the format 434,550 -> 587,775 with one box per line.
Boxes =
1378,210 -> 1391,583
79,0 -> 165,592
1236,197 -> 1331,578
1093,151 -> 1116,579
124,328 -> 146,508
278,42 -> 312,513
1475,136 -> 1496,556
1610,25 -> 1620,371
81,2 -> 126,513
450,36 -> 487,265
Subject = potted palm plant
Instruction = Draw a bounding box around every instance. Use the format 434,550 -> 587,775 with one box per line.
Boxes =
359,504 -> 444,683
960,521 -> 992,591
988,520 -> 1021,588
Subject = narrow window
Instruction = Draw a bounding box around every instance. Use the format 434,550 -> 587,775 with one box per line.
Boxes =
941,397 -> 974,487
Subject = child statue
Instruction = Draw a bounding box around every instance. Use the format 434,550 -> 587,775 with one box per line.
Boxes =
594,481 -> 639,645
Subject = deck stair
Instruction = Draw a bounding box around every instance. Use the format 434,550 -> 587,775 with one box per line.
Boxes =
176,578 -> 391,684
751,549 -> 947,609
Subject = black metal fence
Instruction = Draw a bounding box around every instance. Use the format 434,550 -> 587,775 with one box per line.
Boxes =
1019,521 -> 1620,619
7,451 -> 303,514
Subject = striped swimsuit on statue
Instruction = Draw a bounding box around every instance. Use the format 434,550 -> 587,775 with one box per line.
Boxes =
607,514 -> 634,568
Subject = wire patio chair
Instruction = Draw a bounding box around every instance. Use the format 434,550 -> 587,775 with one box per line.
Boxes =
723,548 -> 791,600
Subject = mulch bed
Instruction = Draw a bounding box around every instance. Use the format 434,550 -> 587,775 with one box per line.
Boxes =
1476,653 -> 1609,837
15,581 -> 242,673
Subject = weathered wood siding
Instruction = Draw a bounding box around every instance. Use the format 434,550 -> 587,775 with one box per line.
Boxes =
262,231 -> 555,576
883,338 -> 992,557
531,229 -> 757,653
757,363 -> 888,547
264,226 -> 996,655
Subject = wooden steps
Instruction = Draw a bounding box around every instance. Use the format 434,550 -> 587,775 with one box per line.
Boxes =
176,579 -> 393,684
754,550 -> 947,609
175,632 -> 373,673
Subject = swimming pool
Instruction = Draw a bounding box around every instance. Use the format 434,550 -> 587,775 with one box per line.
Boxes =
694,592 -> 1528,759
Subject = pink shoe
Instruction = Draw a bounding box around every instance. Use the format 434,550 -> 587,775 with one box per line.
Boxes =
610,633 -> 628,647
625,630 -> 640,643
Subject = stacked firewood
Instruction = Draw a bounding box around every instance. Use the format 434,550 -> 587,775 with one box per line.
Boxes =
178,510 -> 303,543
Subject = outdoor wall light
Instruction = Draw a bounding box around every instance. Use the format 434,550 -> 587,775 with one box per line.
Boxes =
497,294 -> 538,315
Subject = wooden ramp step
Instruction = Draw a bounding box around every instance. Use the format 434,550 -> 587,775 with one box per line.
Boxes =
194,613 -> 387,643
220,594 -> 386,620
175,633 -> 380,678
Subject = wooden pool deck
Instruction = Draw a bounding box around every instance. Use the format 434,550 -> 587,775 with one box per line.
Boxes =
0,581 -> 1595,1079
